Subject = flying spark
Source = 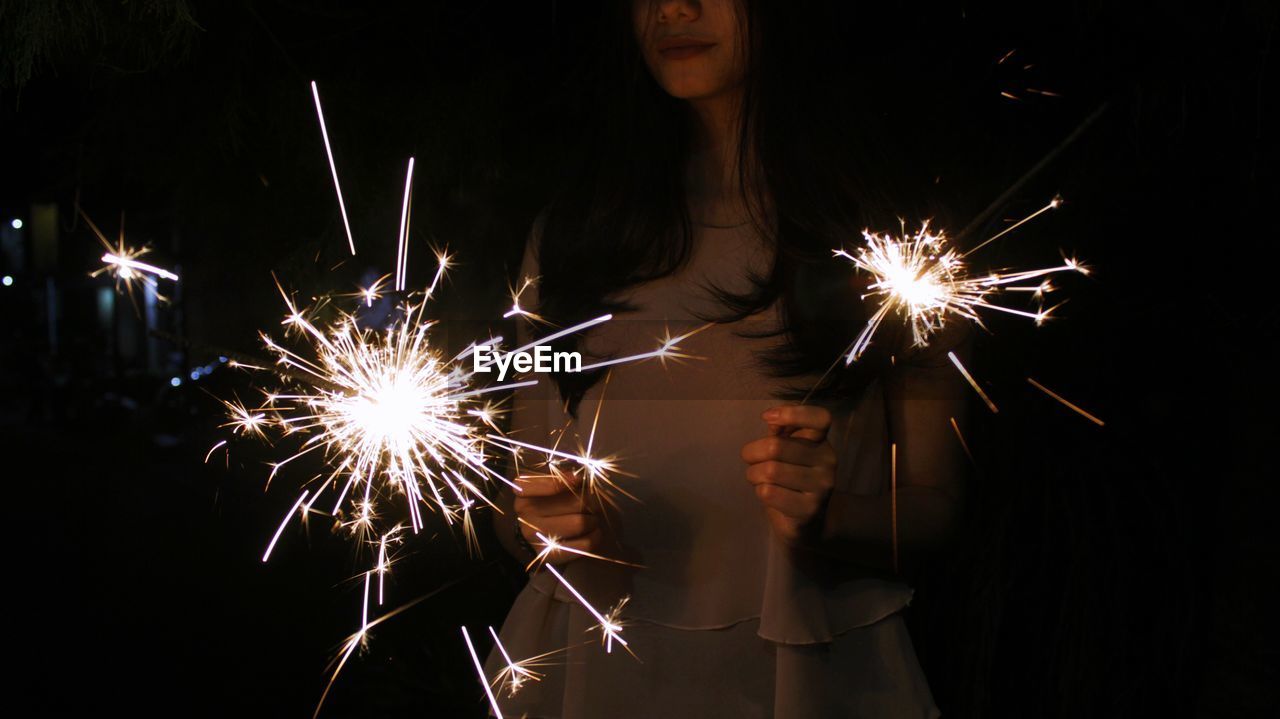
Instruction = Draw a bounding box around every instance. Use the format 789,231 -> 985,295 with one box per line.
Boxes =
545,564 -> 630,655
1027,377 -> 1105,426
487,625 -> 572,698
462,626 -> 505,719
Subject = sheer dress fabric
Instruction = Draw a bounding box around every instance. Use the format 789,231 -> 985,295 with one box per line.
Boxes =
485,223 -> 940,718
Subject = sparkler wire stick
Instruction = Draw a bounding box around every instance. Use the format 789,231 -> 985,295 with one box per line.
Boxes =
310,81 -> 357,255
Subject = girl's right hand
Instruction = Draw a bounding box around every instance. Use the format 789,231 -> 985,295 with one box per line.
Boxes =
513,471 -> 608,566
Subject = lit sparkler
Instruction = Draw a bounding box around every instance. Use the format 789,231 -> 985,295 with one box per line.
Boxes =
224,82 -> 711,715
829,196 -> 1090,416
223,229 -> 656,716
834,198 -> 1087,366
81,208 -> 179,307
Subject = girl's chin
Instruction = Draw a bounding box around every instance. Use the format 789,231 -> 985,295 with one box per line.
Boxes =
661,78 -> 734,101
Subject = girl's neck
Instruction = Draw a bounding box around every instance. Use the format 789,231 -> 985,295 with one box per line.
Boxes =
686,89 -> 759,226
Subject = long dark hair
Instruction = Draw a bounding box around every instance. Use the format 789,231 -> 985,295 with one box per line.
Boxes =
534,0 -> 927,414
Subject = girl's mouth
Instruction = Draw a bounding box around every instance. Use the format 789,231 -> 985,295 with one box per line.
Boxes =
658,40 -> 716,61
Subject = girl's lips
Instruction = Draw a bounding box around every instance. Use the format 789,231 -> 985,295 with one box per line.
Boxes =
659,43 -> 715,60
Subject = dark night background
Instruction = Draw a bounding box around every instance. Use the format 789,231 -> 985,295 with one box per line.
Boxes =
0,1 -> 1274,717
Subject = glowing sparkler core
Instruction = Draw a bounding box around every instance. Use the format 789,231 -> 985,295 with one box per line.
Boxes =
230,258 -> 665,601
241,281 -> 523,539
835,202 -> 1087,364
101,252 -> 179,282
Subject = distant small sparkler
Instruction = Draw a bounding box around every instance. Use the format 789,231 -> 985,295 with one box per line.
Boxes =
81,208 -> 179,307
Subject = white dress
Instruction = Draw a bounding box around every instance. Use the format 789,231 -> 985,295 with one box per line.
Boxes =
484,221 -> 941,718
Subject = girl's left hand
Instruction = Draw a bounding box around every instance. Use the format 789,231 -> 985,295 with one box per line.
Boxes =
740,405 -> 838,545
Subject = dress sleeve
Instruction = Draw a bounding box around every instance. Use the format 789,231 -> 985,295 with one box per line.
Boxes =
757,377 -> 915,643
756,322 -> 973,645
